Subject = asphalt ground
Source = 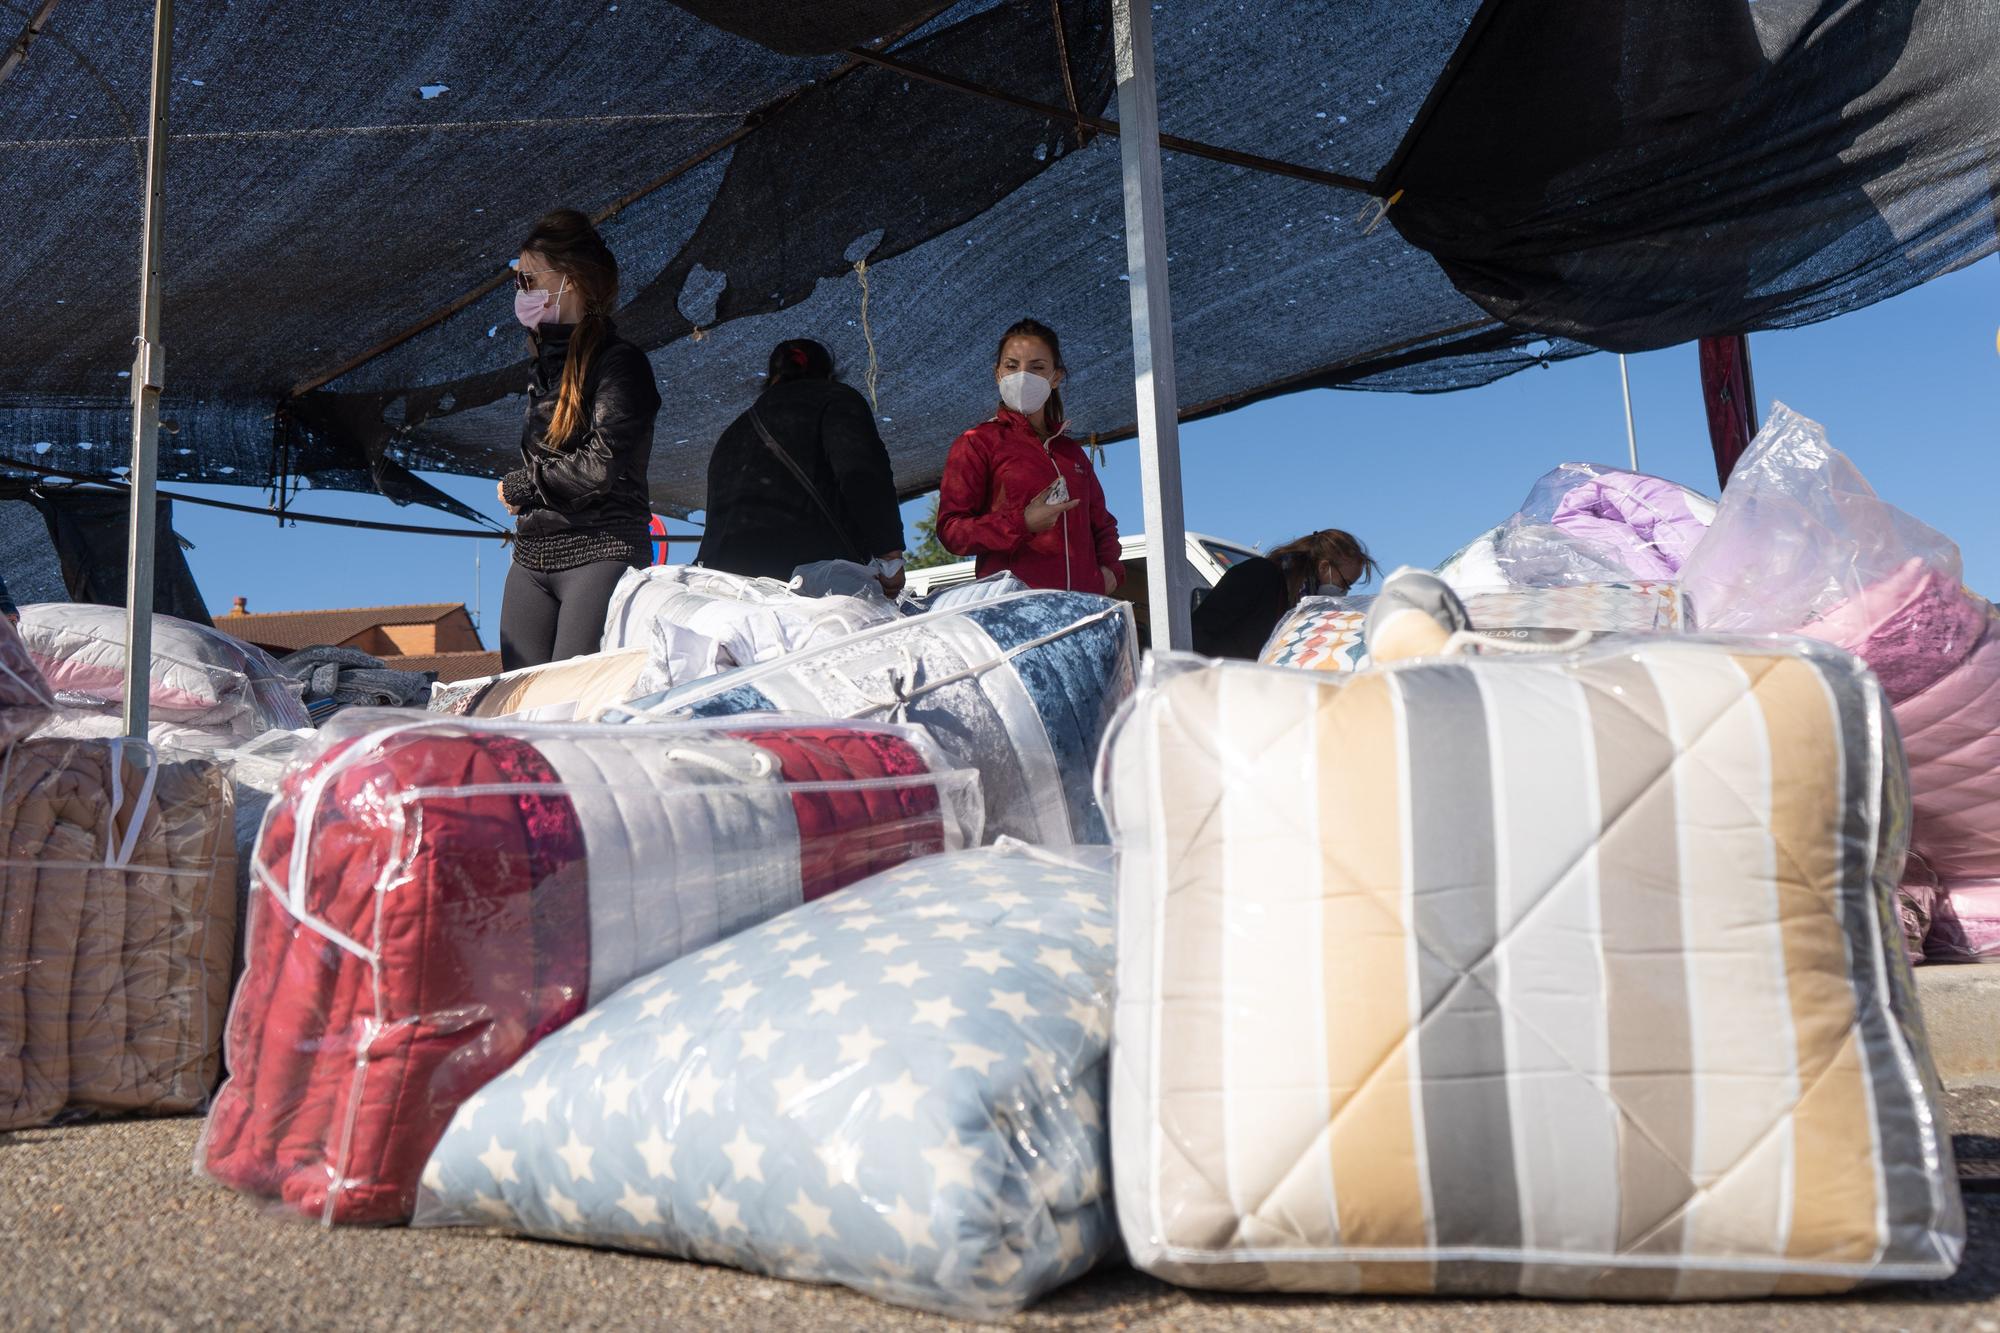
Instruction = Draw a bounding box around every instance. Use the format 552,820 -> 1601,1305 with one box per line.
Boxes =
1,1088 -> 1996,1332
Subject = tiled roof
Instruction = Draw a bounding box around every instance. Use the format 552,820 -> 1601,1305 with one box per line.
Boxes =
214,603 -> 466,653
383,650 -> 503,684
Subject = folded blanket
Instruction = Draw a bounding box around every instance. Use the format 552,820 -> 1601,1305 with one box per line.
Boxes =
280,645 -> 435,712
1108,641 -> 1961,1298
199,714 -> 981,1224
429,649 -> 649,723
1,737 -> 237,1130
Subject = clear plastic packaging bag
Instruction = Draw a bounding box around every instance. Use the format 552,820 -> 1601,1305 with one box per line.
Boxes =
788,558 -> 900,607
199,712 -> 981,1225
1682,404 -> 2000,957
606,589 -> 1138,846
18,603 -> 310,742
1437,463 -> 1717,592
0,613 -> 54,749
1106,645 -> 1960,1297
910,572 -> 1033,616
413,840 -> 1114,1319
598,565 -> 898,695
1680,404 -> 1969,641
1,736 -> 237,1129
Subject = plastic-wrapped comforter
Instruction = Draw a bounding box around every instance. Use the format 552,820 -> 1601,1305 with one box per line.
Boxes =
428,648 -> 651,723
414,842 -> 1117,1319
199,713 -> 981,1224
607,589 -> 1138,846
2,737 -> 237,1129
19,603 -> 310,747
599,565 -> 897,693
1107,641 -> 1961,1297
1682,404 -> 2000,961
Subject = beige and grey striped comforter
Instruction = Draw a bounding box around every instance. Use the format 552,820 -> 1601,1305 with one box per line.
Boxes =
1106,638 -> 1962,1298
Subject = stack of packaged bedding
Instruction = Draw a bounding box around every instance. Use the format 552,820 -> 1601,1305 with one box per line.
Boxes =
604,588 -> 1139,846
1265,462 -> 1710,672
1682,404 -> 2000,963
200,712 -> 981,1224
1105,641 -> 1963,1297
413,840 -> 1117,1319
16,604 -> 310,750
1,733 -> 237,1129
599,565 -> 898,695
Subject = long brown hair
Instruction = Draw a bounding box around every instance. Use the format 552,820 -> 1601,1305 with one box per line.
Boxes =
994,317 -> 1068,433
521,209 -> 619,449
1269,528 -> 1379,602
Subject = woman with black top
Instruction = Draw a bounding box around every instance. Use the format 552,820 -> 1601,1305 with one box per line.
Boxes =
695,339 -> 906,595
497,209 -> 662,671
1192,528 -> 1378,661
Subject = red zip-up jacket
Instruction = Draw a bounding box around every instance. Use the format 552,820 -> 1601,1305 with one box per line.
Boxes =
937,410 -> 1125,593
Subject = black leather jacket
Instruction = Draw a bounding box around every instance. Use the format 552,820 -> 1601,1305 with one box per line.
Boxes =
501,320 -> 661,546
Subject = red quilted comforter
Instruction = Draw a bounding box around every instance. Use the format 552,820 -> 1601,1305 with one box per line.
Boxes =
200,720 -> 966,1224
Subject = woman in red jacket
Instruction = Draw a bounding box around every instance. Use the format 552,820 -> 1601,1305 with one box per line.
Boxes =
938,319 -> 1124,594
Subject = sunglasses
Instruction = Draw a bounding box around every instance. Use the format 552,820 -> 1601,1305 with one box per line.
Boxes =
514,269 -> 568,295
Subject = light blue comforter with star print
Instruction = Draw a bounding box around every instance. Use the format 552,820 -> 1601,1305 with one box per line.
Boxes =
412,842 -> 1116,1319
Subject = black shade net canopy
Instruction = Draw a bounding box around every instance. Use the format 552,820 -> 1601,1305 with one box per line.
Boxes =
1,0 -> 1994,521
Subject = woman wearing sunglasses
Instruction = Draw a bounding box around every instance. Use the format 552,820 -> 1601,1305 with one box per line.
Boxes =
497,209 -> 662,671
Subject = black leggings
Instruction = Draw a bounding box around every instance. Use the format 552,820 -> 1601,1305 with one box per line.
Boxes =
499,557 -> 641,672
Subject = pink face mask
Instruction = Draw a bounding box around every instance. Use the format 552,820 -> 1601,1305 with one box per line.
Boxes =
514,285 -> 560,329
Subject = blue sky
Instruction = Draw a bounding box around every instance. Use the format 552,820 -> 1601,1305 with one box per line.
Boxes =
176,257 -> 1998,643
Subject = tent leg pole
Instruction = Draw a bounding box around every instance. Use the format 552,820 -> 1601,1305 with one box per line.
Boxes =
122,0 -> 172,740
1113,0 -> 1192,652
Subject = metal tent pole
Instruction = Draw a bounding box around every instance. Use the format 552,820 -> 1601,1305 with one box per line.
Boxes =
1112,0 -> 1193,652
122,0 -> 172,739
1618,353 -> 1639,472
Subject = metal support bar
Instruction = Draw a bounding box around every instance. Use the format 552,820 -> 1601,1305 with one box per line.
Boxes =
0,0 -> 61,89
1113,0 -> 1192,653
122,0 -> 171,739
1618,353 -> 1639,471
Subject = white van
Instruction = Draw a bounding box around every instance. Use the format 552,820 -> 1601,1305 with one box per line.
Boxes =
903,531 -> 1260,646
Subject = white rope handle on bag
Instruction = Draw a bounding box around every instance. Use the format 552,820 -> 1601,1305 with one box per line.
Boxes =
663,746 -> 778,781
1438,627 -> 1597,658
103,736 -> 160,869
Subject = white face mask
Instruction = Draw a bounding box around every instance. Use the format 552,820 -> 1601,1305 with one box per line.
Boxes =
998,370 -> 1053,415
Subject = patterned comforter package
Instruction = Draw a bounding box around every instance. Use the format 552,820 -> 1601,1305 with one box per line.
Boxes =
414,842 -> 1116,1319
1107,643 -> 1962,1298
1261,581 -> 1682,672
18,603 -> 311,741
199,713 -> 981,1225
428,648 -> 651,723
1,737 -> 237,1129
598,565 -> 897,692
606,590 -> 1137,846
0,613 -> 54,749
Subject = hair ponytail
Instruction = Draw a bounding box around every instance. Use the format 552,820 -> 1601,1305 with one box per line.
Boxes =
521,209 -> 620,450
